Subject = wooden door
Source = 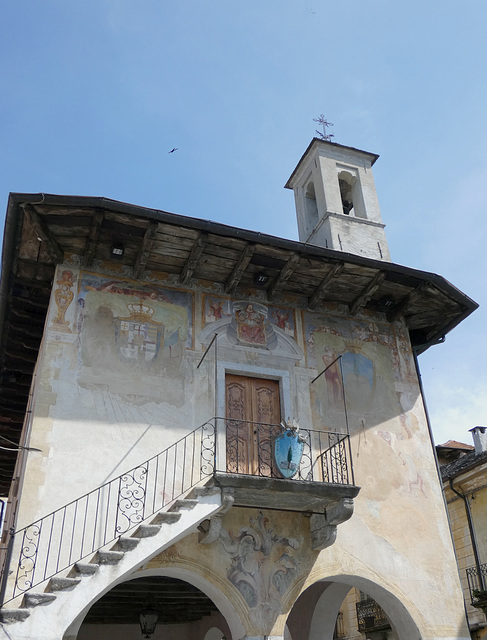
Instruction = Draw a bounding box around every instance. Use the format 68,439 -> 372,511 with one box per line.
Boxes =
225,374 -> 281,475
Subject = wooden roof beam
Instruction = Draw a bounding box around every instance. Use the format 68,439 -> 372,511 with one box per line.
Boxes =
17,258 -> 56,282
180,232 -> 208,285
83,210 -> 104,267
387,282 -> 429,323
224,243 -> 255,293
134,221 -> 159,279
350,271 -> 385,315
309,263 -> 344,309
5,349 -> 38,364
268,252 -> 300,300
22,205 -> 64,263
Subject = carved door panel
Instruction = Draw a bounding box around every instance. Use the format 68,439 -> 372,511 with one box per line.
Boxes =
225,374 -> 280,475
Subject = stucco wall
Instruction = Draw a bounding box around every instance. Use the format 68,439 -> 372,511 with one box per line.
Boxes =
10,261 -> 470,639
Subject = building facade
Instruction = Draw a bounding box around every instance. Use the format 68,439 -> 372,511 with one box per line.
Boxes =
438,428 -> 487,640
0,139 -> 478,640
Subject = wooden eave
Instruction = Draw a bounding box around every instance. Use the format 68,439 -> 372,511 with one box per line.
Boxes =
0,193 -> 478,496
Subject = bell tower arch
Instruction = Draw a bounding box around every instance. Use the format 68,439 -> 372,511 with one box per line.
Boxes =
285,138 -> 391,261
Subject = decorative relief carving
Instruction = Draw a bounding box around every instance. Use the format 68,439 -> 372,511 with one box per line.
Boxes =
217,511 -> 301,614
309,497 -> 354,550
198,489 -> 235,545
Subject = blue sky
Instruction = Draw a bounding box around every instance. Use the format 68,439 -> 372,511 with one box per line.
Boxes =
1,0 -> 486,446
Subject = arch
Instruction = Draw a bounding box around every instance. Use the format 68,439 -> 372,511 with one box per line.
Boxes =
203,626 -> 227,640
337,169 -> 366,219
338,171 -> 356,216
304,180 -> 319,232
290,575 -> 421,640
307,582 -> 351,640
64,566 -> 245,640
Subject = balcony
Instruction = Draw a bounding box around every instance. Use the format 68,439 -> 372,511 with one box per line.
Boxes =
466,563 -> 487,611
356,597 -> 391,633
210,417 -> 359,513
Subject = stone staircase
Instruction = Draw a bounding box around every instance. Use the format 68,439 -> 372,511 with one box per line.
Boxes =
0,486 -> 224,639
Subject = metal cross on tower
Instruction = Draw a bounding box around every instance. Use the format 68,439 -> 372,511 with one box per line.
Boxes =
313,115 -> 334,141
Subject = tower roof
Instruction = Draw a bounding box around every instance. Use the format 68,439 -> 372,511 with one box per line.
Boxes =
285,138 -> 380,190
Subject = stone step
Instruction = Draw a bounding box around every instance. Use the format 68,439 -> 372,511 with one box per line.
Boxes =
71,562 -> 99,576
96,550 -> 125,565
168,499 -> 198,511
48,576 -> 81,592
133,524 -> 161,538
113,536 -> 140,551
189,486 -> 220,498
151,511 -> 181,525
23,592 -> 57,608
0,489 -> 225,631
0,608 -> 31,624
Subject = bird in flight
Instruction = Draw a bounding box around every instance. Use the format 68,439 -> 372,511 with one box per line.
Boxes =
168,148 -> 178,153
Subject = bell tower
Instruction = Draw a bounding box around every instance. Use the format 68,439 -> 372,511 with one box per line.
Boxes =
285,138 -> 391,261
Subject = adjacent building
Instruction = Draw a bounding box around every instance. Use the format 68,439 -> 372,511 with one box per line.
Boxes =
438,428 -> 487,640
0,139 -> 478,640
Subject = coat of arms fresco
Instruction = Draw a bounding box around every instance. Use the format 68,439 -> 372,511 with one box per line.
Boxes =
77,274 -> 193,400
116,302 -> 164,363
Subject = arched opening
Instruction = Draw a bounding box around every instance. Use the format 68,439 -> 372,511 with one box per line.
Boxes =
305,180 -> 319,232
338,171 -> 366,219
286,576 -> 421,640
203,626 -> 227,640
338,173 -> 355,216
76,576 -> 233,640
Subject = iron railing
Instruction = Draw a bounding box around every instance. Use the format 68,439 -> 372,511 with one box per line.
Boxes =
466,562 -> 487,608
356,598 -> 391,632
218,417 -> 354,485
2,422 -> 216,604
1,419 -> 354,605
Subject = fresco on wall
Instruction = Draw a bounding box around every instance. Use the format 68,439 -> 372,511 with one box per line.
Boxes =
203,296 -> 296,352
304,312 -> 400,432
77,273 -> 193,400
51,270 -> 77,332
47,268 -> 79,339
205,297 -> 232,323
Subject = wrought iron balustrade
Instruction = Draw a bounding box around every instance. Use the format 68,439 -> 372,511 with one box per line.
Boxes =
466,562 -> 487,608
356,597 -> 391,632
1,422 -> 216,604
215,417 -> 354,485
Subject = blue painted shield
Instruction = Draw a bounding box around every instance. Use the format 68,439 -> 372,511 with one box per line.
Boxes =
274,430 -> 304,479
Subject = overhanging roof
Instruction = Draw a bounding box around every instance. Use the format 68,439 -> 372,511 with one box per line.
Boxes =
0,193 -> 478,495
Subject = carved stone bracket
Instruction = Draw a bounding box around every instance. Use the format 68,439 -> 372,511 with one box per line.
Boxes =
198,488 -> 235,545
310,497 -> 355,550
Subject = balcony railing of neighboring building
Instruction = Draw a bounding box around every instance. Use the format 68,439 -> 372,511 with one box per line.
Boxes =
356,597 -> 391,633
466,562 -> 487,609
0,419 -> 354,605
